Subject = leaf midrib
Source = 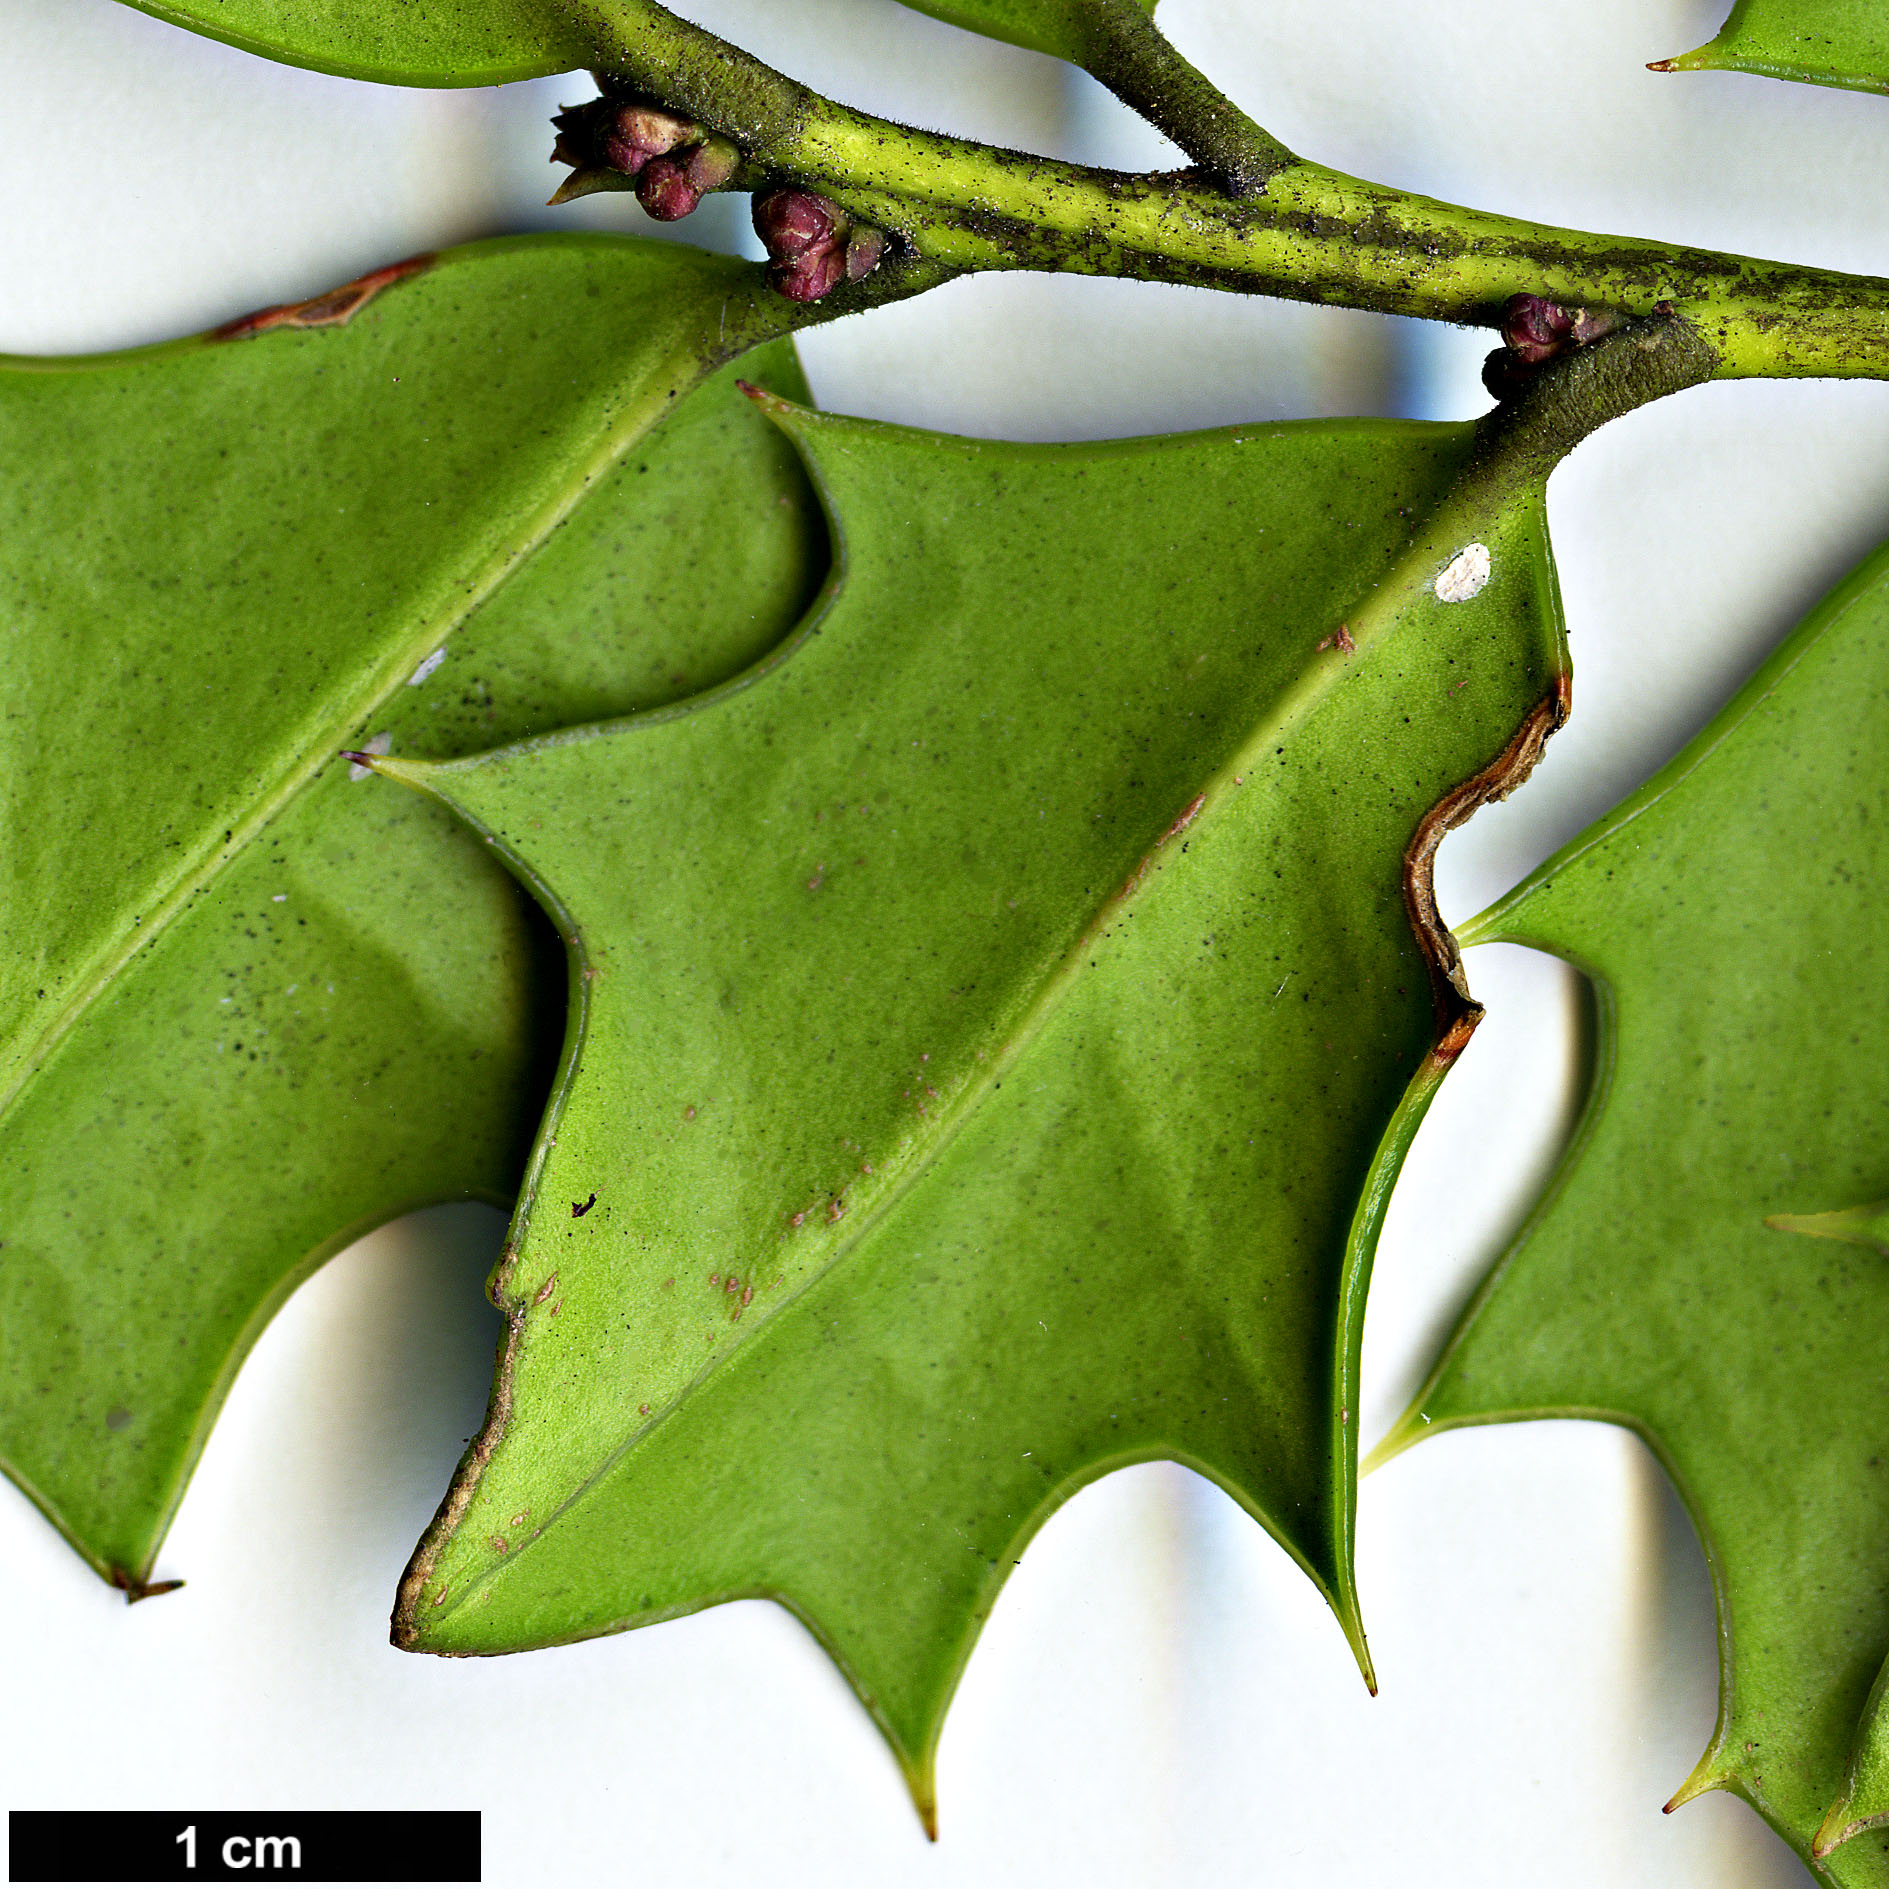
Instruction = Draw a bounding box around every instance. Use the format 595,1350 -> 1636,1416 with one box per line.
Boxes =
0,332 -> 707,1133
422,469 -> 1502,1617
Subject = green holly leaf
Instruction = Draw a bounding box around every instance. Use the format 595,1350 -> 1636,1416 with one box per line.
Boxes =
0,234 -> 816,1595
1778,1196 -> 1889,1862
113,0 -> 1148,88
115,0 -> 592,85
892,0 -> 1154,68
1653,1 -> 1889,97
363,389 -> 1580,1824
1373,540 -> 1889,1881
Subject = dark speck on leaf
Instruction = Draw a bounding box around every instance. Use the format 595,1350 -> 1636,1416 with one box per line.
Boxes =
572,1192 -> 597,1218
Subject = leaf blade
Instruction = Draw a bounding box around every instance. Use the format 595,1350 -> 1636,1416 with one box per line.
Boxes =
385,400 -> 1574,1810
0,235 -> 816,1587
114,0 -> 592,85
1654,0 -> 1889,97
0,236 -> 781,1121
1382,535 -> 1889,1882
885,0 -> 1155,70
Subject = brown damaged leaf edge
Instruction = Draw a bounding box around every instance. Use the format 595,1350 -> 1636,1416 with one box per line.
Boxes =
391,1243 -> 524,1641
385,713 -> 1574,1667
388,325 -> 1712,1666
385,763 -> 1226,1654
213,254 -> 435,341
1402,674 -> 1571,1062
385,640 -> 1573,1664
1378,313 -> 1713,1071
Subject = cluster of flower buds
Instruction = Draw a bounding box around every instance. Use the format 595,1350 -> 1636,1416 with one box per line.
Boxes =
549,95 -> 739,221
1481,293 -> 1620,401
752,189 -> 887,303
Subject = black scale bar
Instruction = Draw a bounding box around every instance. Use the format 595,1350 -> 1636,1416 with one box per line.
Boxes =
8,1812 -> 480,1883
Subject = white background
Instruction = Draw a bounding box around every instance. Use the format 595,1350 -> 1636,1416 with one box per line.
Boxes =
4,0 -> 1888,1881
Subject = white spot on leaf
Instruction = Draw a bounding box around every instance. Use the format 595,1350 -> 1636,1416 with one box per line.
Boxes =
1434,543 -> 1492,604
407,647 -> 447,687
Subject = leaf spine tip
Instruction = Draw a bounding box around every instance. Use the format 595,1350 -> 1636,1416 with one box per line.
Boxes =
109,1566 -> 185,1603
1810,1796 -> 1864,1858
1662,1760 -> 1721,1813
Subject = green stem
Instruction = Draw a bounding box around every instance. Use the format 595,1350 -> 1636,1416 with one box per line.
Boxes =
567,0 -> 1889,383
716,248 -> 965,364
1057,0 -> 1293,194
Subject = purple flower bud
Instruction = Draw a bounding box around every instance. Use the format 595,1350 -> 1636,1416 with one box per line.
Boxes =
637,154 -> 702,222
1570,307 -> 1619,346
600,104 -> 695,176
844,228 -> 886,283
753,190 -> 839,262
1500,293 -> 1576,364
684,137 -> 741,193
1481,347 -> 1535,404
771,245 -> 850,304
550,98 -> 696,187
752,189 -> 887,301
